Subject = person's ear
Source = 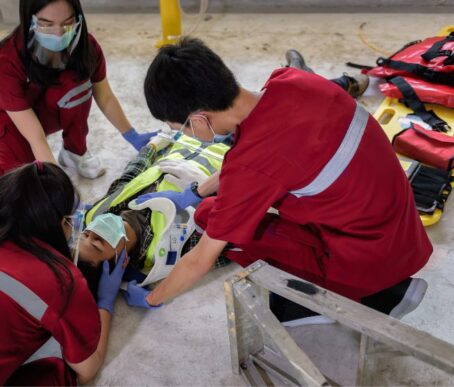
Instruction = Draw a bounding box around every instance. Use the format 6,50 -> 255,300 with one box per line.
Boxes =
188,114 -> 206,127
61,218 -> 72,241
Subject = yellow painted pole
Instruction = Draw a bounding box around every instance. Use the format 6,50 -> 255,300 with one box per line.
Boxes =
156,0 -> 182,48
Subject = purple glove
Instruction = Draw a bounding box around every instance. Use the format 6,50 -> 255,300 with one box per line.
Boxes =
123,280 -> 162,310
131,185 -> 202,211
97,249 -> 127,314
122,128 -> 159,151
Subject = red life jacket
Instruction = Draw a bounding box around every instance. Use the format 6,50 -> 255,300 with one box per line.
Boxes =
368,33 -> 454,85
366,32 -> 454,131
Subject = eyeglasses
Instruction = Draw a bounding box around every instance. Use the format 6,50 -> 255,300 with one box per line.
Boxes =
63,215 -> 75,229
32,14 -> 81,35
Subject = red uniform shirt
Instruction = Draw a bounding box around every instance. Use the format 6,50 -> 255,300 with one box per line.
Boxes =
0,30 -> 106,131
206,68 -> 432,297
0,240 -> 101,385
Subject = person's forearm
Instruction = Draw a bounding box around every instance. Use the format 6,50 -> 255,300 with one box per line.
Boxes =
146,250 -> 213,306
146,234 -> 227,305
77,309 -> 111,385
29,133 -> 57,164
7,109 -> 56,164
197,171 -> 220,197
98,95 -> 132,134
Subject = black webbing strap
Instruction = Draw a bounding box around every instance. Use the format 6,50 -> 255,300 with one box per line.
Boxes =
421,32 -> 454,65
376,58 -> 454,86
345,62 -> 373,70
389,76 -> 450,132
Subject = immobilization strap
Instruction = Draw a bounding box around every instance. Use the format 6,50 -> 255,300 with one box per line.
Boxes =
389,76 -> 451,132
421,32 -> 454,65
376,57 -> 454,86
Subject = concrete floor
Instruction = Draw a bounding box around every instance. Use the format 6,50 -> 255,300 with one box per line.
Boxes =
1,11 -> 454,386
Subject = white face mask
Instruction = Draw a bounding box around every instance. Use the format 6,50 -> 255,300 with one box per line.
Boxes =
85,213 -> 129,249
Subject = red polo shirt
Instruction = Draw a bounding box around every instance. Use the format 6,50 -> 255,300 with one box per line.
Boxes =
206,68 -> 432,298
0,240 -> 101,385
0,30 -> 106,126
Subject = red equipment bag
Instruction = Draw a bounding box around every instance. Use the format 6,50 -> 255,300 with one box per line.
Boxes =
368,32 -> 454,86
392,123 -> 454,170
379,76 -> 454,108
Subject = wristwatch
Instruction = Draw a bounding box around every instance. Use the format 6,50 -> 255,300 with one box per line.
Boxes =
190,181 -> 203,199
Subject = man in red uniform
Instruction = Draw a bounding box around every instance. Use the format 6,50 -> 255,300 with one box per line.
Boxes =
123,37 -> 432,323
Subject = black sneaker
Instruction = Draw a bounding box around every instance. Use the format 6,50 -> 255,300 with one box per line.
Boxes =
361,277 -> 428,319
285,49 -> 315,73
270,292 -> 335,327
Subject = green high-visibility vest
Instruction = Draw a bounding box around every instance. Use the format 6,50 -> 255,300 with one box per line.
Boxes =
85,135 -> 229,269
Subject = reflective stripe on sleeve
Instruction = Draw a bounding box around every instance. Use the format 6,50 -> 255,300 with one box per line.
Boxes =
0,272 -> 64,363
0,272 -> 47,320
23,336 -> 63,364
290,103 -> 369,198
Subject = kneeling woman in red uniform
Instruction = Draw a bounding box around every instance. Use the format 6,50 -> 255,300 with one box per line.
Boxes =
0,0 -> 157,179
0,162 -> 126,385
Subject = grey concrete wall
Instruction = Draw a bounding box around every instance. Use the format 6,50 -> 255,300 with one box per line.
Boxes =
1,0 -> 454,23
83,0 -> 454,13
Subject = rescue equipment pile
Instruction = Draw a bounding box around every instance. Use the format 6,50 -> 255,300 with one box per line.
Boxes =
353,27 -> 454,223
368,32 -> 454,132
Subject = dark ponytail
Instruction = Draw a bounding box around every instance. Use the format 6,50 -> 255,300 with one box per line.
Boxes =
0,162 -> 79,303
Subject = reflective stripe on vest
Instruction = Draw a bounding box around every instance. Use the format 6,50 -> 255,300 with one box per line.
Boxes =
170,149 -> 217,174
290,103 -> 369,198
0,272 -> 63,363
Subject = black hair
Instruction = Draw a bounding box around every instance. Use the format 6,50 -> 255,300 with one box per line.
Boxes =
2,0 -> 97,88
144,36 -> 240,124
77,260 -> 102,300
0,162 -> 79,306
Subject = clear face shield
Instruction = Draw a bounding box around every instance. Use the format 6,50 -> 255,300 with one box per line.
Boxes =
67,208 -> 86,266
27,14 -> 83,70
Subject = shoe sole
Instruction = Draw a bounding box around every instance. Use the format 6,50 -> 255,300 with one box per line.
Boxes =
282,315 -> 335,328
389,278 -> 428,320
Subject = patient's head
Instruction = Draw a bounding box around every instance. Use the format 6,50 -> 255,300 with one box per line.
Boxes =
78,229 -> 121,266
77,227 -> 129,299
78,213 -> 129,267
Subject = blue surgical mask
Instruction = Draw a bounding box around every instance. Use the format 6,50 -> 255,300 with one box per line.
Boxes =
85,213 -> 129,249
30,15 -> 81,52
213,133 -> 234,146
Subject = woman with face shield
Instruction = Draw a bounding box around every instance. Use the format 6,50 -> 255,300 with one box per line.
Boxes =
0,0 -> 158,179
0,162 -> 126,385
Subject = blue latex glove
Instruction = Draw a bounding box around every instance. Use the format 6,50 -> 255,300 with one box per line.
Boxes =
97,249 -> 127,314
123,280 -> 162,309
131,185 -> 202,211
122,128 -> 158,151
